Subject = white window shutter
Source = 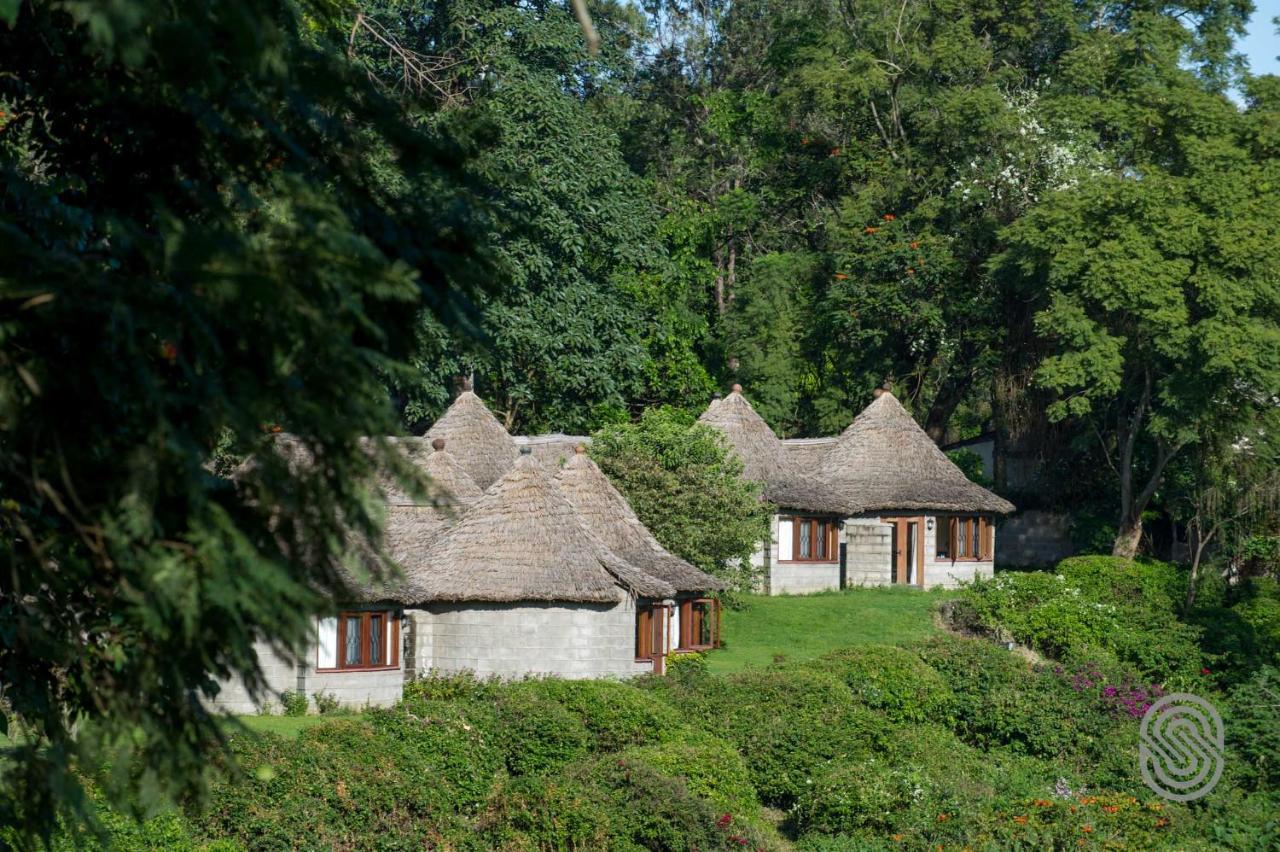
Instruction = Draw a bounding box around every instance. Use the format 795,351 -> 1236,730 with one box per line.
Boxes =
778,519 -> 793,559
317,617 -> 337,669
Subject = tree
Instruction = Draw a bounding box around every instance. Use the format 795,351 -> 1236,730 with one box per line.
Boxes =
997,62 -> 1280,557
590,407 -> 771,595
351,0 -> 714,433
0,0 -> 489,840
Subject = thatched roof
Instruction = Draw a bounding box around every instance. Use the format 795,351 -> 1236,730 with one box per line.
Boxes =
823,391 -> 1016,515
696,388 -> 846,514
404,450 -> 675,604
556,447 -> 726,592
782,438 -> 837,468
424,390 -> 518,490
698,385 -> 784,483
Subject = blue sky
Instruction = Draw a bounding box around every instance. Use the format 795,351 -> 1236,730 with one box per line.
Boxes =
1241,0 -> 1280,76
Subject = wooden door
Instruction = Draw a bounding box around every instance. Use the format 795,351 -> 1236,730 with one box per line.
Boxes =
886,517 -> 926,587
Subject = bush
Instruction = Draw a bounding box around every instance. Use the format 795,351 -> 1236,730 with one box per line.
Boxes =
402,671 -> 501,705
959,558 -> 1206,682
197,720 -> 476,848
278,690 -> 308,717
473,775 -> 611,850
518,677 -> 685,752
1225,666 -> 1280,790
804,645 -> 954,723
619,733 -> 761,818
568,755 -> 782,850
493,685 -> 591,777
911,635 -> 1033,735
655,667 -> 886,807
312,691 -> 341,715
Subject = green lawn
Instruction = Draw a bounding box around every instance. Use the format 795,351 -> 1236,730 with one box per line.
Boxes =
708,586 -> 952,673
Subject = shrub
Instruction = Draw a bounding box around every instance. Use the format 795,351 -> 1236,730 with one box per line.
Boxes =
519,677 -> 685,752
1225,666 -> 1280,790
959,559 -> 1206,682
493,684 -> 591,777
278,690 -> 308,717
473,775 -> 610,850
197,720 -> 473,848
568,754 -> 783,850
657,667 -> 886,807
910,635 -> 1033,735
402,670 -> 501,704
619,733 -> 760,818
666,650 -> 709,681
804,645 -> 954,723
312,691 -> 341,715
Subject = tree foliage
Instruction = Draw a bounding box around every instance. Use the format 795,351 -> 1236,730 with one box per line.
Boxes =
590,407 -> 770,595
0,0 -> 490,839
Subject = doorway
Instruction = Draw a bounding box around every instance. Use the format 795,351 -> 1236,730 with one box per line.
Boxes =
885,517 -> 925,587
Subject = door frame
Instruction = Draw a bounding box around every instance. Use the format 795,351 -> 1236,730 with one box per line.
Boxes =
882,516 -> 926,587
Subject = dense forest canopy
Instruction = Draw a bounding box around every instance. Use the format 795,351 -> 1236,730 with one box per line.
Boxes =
1,0 -> 1277,840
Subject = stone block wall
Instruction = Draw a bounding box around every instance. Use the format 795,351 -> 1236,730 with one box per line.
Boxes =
845,517 -> 893,586
996,510 -> 1074,567
416,597 -> 644,680
208,641 -> 299,715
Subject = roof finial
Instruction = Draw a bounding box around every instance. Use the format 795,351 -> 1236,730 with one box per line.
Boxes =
574,443 -> 586,454
519,445 -> 532,455
872,387 -> 885,398
712,392 -> 722,401
459,375 -> 473,393
731,383 -> 743,394
431,437 -> 446,451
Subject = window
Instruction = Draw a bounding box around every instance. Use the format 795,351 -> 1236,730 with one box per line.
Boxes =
635,604 -> 666,661
317,610 -> 399,671
936,516 -> 993,561
678,598 -> 720,651
782,517 -> 839,562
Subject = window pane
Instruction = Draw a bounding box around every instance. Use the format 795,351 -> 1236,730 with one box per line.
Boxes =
344,615 -> 361,667
636,609 -> 650,658
799,521 -> 812,558
696,603 -> 712,646
816,523 -> 827,560
957,521 -> 969,559
369,615 -> 382,666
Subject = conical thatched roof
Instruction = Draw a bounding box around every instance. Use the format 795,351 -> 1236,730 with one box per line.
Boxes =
698,385 -> 784,483
556,447 -> 726,592
823,391 -> 1015,514
698,387 -> 846,514
405,450 -> 675,604
424,390 -> 518,490
381,439 -> 483,572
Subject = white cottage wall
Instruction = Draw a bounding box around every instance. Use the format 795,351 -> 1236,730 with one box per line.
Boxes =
208,640 -> 299,715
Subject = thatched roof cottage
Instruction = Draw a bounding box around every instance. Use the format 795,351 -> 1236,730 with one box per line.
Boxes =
700,384 -> 1014,594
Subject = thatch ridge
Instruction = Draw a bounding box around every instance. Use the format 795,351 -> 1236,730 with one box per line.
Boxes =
424,391 -> 518,490
405,452 -> 675,604
822,392 -> 1016,514
556,449 -> 726,592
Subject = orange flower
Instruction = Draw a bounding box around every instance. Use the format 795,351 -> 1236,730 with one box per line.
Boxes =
1070,806 -> 1077,814
882,213 -> 895,221
906,268 -> 915,276
1013,816 -> 1028,825
891,835 -> 903,843
160,340 -> 178,361
864,227 -> 879,234
1034,800 -> 1053,808
937,813 -> 950,822
801,137 -> 810,145
1155,817 -> 1169,828
1081,825 -> 1093,834
829,147 -> 841,156
910,241 -> 920,249
1077,841 -> 1087,848
1101,805 -> 1119,814
833,273 -> 849,280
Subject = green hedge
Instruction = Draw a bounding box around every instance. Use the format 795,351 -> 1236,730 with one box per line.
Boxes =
803,644 -> 954,723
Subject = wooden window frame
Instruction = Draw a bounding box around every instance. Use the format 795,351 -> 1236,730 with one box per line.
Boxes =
936,516 -> 994,562
677,598 -> 720,651
781,516 -> 840,563
632,596 -> 665,665
320,610 -> 400,672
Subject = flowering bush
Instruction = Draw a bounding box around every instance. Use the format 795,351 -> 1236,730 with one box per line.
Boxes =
802,644 -> 954,724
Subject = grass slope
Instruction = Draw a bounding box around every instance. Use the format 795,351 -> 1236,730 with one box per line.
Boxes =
709,586 -> 948,673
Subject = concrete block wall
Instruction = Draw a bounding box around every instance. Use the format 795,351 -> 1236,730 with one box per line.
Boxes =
996,510 -> 1074,567
417,597 -> 644,680
208,641 -> 299,715
305,664 -> 405,709
845,517 -> 893,586
771,560 -> 841,594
